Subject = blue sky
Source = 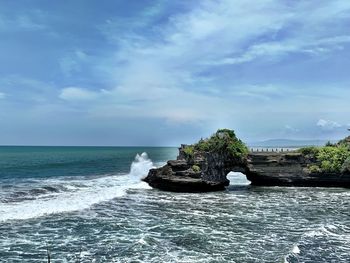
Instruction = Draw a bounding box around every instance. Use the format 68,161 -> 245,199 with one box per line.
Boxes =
1,0 -> 350,146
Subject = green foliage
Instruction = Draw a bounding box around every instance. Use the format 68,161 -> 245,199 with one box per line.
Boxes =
189,129 -> 248,161
183,145 -> 194,158
341,157 -> 350,173
192,165 -> 201,173
217,128 -> 237,138
308,164 -> 322,173
317,146 -> 349,173
298,146 -> 320,156
337,136 -> 350,147
301,144 -> 350,174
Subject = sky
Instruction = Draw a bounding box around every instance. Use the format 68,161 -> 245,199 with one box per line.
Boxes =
0,0 -> 350,146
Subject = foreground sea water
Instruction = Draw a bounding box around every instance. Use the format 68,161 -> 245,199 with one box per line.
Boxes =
0,147 -> 349,263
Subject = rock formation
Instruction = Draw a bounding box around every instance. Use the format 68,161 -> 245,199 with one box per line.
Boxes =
247,152 -> 350,187
143,129 -> 247,192
143,130 -> 350,192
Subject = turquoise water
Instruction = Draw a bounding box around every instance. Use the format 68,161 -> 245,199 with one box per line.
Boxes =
0,147 -> 349,262
0,146 -> 177,179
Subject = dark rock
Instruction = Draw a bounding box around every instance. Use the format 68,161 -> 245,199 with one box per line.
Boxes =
167,160 -> 190,171
143,146 -> 245,192
143,130 -> 350,192
144,149 -> 350,191
143,167 -> 228,192
246,152 -> 350,187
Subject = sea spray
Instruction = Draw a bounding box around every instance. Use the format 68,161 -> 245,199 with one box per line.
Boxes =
129,152 -> 155,178
0,152 -> 154,222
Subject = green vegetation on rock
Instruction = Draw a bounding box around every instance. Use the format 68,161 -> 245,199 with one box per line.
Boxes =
341,157 -> 350,173
183,145 -> 194,158
184,129 -> 248,161
337,136 -> 350,147
299,141 -> 350,174
308,164 -> 322,173
318,146 -> 349,173
192,165 -> 201,173
299,146 -> 320,156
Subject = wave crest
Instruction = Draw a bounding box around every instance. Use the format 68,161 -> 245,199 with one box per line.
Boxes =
0,152 -> 154,222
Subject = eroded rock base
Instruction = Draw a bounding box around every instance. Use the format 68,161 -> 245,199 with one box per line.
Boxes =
143,159 -> 229,192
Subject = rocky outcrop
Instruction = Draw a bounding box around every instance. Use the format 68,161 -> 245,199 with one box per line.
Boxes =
143,144 -> 246,192
143,130 -> 350,192
246,152 -> 350,187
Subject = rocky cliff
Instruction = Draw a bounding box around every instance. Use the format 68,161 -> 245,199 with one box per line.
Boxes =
143,129 -> 247,192
143,130 -> 350,192
144,145 -> 247,192
246,152 -> 350,187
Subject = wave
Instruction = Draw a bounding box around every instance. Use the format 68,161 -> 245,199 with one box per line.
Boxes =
0,152 -> 153,222
284,223 -> 350,263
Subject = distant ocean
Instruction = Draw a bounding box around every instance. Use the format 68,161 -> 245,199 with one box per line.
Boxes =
0,146 -> 349,262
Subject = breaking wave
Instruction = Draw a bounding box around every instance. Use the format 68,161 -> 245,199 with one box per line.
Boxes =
0,152 -> 153,222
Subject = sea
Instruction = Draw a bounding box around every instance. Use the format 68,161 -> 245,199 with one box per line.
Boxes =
0,146 -> 349,263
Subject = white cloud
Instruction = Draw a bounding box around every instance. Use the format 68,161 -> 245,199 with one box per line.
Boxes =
76,0 -> 350,125
59,87 -> 101,101
0,12 -> 47,32
2,1 -> 350,144
210,35 -> 350,66
60,57 -> 80,77
109,0 -> 350,84
317,119 -> 342,130
59,50 -> 89,77
198,1 -> 350,66
0,92 -> 5,99
16,15 -> 46,30
234,84 -> 285,100
56,0 -> 350,127
0,76 -> 58,103
285,125 -> 299,133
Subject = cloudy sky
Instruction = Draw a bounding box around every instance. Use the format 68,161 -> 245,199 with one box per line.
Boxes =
1,0 -> 350,146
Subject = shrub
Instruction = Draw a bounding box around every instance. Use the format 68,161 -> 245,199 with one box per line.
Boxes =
337,136 -> 350,148
192,129 -> 248,161
304,144 -> 350,174
308,164 -> 321,173
217,128 -> 237,139
192,165 -> 201,173
341,157 -> 350,173
181,129 -> 248,163
183,145 -> 194,158
298,146 -> 320,156
301,139 -> 350,174
317,146 -> 349,173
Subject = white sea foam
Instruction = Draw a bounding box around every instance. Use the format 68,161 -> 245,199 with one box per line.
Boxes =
0,152 -> 154,222
292,244 -> 300,254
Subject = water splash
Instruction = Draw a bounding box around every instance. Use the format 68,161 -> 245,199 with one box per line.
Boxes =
292,244 -> 300,254
129,152 -> 154,178
0,152 -> 154,222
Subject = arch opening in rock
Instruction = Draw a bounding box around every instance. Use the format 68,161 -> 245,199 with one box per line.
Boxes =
227,171 -> 250,186
143,129 -> 251,192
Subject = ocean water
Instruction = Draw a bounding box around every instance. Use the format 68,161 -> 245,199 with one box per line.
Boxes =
0,147 -> 349,262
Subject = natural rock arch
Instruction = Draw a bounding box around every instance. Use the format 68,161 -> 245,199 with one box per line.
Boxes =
144,129 -> 250,192
143,130 -> 350,192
